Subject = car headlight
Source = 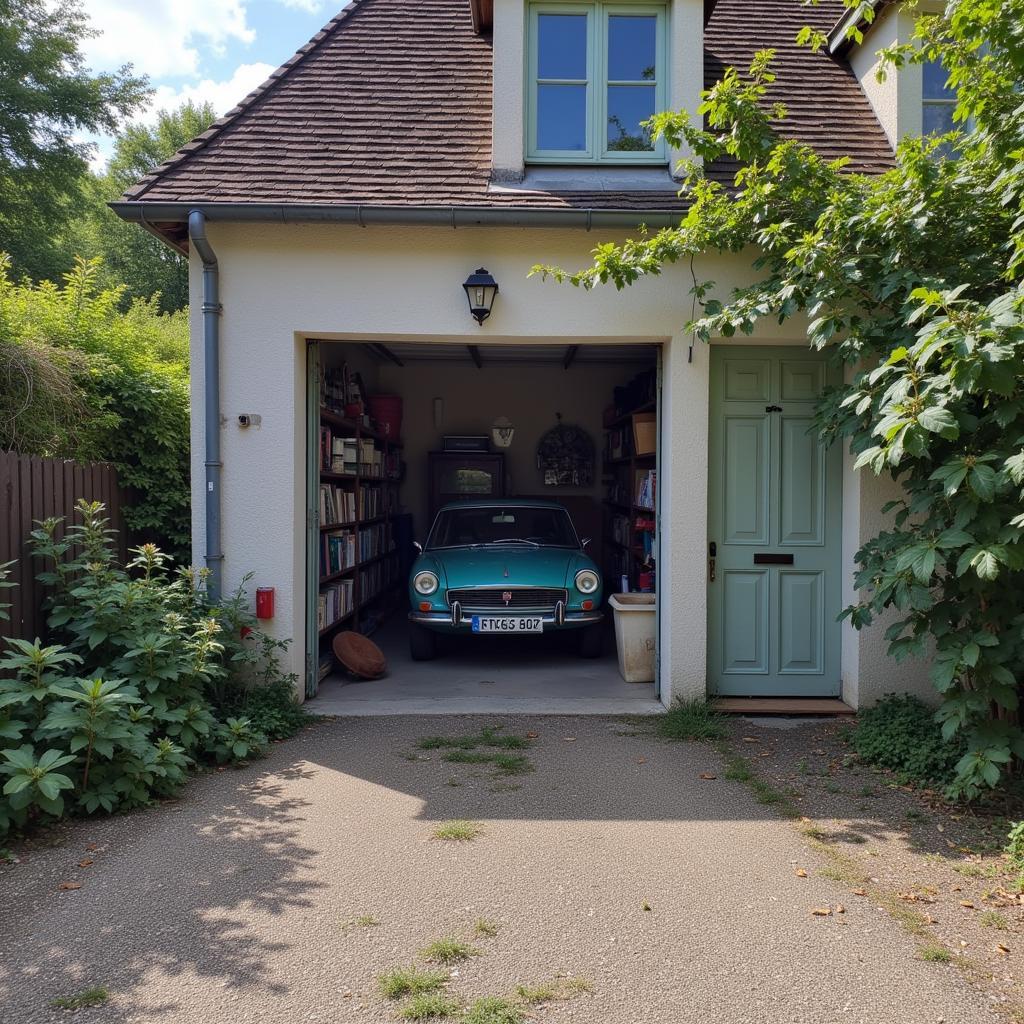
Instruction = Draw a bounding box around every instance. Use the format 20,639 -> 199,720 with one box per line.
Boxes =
575,569 -> 600,595
413,571 -> 439,596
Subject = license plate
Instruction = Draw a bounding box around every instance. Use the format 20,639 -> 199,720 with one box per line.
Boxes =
471,616 -> 543,633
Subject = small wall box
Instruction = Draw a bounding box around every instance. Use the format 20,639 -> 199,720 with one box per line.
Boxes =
443,435 -> 490,452
632,413 -> 656,456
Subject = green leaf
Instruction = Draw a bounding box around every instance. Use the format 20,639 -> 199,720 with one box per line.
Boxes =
917,406 -> 958,438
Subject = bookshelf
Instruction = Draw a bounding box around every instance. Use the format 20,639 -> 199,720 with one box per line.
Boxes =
602,397 -> 657,593
316,403 -> 403,647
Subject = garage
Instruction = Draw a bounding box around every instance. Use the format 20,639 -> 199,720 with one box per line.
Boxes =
305,339 -> 662,714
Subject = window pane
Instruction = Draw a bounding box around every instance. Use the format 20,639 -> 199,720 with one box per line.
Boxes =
607,85 -> 655,151
607,15 -> 657,81
923,59 -> 956,100
923,102 -> 956,135
538,84 -> 588,150
538,13 -> 588,79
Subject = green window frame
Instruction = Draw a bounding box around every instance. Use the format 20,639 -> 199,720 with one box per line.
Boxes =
526,1 -> 668,164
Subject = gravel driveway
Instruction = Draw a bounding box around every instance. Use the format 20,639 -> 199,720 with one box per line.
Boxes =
0,716 -> 996,1023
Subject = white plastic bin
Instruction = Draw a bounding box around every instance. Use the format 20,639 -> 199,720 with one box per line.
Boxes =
608,593 -> 657,683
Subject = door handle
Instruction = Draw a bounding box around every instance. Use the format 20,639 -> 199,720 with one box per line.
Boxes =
709,541 -> 717,582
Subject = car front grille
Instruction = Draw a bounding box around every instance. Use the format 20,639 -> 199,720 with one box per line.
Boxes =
447,588 -> 567,612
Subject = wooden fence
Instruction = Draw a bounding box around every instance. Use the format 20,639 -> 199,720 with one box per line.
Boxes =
0,453 -> 128,644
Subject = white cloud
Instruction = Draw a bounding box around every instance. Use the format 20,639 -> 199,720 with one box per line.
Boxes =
150,62 -> 276,120
79,0 -> 255,79
277,0 -> 327,10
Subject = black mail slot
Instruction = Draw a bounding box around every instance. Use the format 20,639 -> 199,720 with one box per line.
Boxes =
754,553 -> 794,565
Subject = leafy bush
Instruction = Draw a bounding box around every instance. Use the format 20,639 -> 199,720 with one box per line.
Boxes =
0,257 -> 190,560
0,501 -> 306,836
853,695 -> 964,788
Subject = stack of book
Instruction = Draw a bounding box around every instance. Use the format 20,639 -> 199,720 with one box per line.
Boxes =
318,578 -> 354,629
320,484 -> 356,525
635,469 -> 656,511
320,528 -> 356,577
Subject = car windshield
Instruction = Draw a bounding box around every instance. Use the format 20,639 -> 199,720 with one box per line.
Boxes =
428,506 -> 578,549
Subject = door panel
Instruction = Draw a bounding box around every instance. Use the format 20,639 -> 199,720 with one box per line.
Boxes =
778,571 -> 824,674
724,358 -> 771,401
722,571 -> 769,674
724,417 -> 769,544
779,416 -> 824,545
708,347 -> 841,697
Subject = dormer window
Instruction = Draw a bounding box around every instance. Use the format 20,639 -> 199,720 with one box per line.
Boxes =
922,59 -> 956,136
527,2 -> 667,164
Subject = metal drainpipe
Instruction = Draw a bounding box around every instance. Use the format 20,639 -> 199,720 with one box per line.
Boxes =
188,211 -> 224,602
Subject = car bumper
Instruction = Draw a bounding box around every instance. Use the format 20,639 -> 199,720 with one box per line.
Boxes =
409,609 -> 603,632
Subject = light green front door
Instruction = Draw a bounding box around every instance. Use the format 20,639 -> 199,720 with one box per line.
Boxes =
708,347 -> 842,697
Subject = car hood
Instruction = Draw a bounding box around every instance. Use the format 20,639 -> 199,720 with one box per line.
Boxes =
426,546 -> 587,590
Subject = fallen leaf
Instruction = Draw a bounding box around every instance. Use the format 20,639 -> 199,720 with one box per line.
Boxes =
925,914 -> 938,924
937,824 -> 945,833
795,868 -> 808,878
960,901 -> 975,909
742,736 -> 760,743
759,752 -> 771,758
699,772 -> 716,780
998,943 -> 1011,954
835,904 -> 846,914
811,907 -> 832,917
563,737 -> 576,742
636,757 -> 647,764
58,882 -> 81,891
945,840 -> 957,849
526,732 -> 539,739
851,888 -> 867,897
85,843 -> 99,852
78,858 -> 93,868
800,816 -> 813,824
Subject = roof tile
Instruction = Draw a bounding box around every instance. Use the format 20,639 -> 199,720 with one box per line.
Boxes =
123,0 -> 893,212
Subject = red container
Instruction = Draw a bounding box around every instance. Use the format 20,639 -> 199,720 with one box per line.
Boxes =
368,394 -> 403,439
256,587 -> 275,620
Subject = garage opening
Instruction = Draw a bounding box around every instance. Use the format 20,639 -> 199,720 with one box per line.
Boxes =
304,340 -> 662,714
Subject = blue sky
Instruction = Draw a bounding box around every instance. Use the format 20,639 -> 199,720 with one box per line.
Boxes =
80,0 -> 338,164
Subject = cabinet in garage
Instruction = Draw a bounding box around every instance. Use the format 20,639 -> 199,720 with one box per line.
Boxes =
427,451 -> 505,520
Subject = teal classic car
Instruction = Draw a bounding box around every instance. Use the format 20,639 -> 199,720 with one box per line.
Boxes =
408,500 -> 604,660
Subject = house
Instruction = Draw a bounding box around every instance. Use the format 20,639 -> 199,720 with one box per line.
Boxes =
112,0 -> 946,711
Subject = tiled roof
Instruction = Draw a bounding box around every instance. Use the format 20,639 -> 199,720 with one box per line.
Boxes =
121,0 -> 893,214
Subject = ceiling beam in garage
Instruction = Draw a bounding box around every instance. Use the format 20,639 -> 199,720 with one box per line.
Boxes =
373,344 -> 404,367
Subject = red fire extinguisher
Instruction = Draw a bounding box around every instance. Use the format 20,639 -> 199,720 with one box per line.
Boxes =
256,587 -> 275,620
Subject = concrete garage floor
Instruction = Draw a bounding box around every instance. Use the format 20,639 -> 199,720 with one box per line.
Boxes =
311,614 -> 662,716
0,715 -> 993,1024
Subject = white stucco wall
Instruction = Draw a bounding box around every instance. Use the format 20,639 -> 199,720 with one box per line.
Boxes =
188,220 -> 917,707
848,3 -> 922,148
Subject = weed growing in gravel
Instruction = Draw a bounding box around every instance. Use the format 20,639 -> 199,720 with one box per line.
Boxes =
656,698 -> 726,741
823,781 -> 841,794
419,727 -> 529,752
750,779 -> 800,818
399,993 -> 462,1020
432,820 -> 484,841
443,751 -> 495,765
378,968 -> 449,1000
473,919 -> 498,938
463,996 -> 525,1024
920,944 -> 952,963
723,756 -> 752,782
492,754 -> 533,776
50,987 -> 109,1010
515,983 -> 557,1003
346,914 -> 380,928
641,900 -> 652,912
487,781 -> 521,793
953,862 -> 1000,879
420,937 -> 479,964
980,910 -> 1009,929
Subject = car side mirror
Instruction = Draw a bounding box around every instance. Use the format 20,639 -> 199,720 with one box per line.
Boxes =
413,541 -> 423,553
580,537 -> 591,550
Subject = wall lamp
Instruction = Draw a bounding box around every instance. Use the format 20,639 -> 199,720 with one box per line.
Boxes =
462,267 -> 499,325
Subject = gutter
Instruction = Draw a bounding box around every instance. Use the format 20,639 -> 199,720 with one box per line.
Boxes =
828,0 -> 887,55
187,210 -> 224,603
111,201 -> 686,241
